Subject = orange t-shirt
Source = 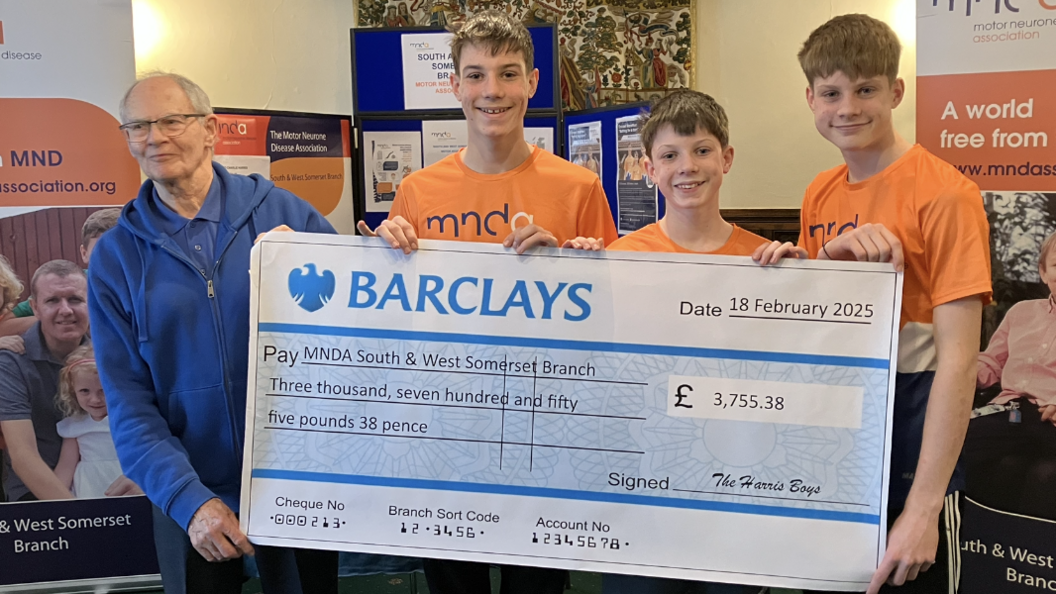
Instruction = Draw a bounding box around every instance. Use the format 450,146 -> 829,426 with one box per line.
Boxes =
389,147 -> 618,245
797,144 -> 992,373
609,223 -> 768,256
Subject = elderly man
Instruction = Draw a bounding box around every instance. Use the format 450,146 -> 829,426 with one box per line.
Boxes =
87,73 -> 338,594
0,261 -> 90,501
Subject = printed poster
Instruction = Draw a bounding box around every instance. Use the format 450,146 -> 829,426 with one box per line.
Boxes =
917,1 -> 1056,588
615,115 -> 657,235
0,4 -> 160,591
362,131 -> 422,213
422,120 -> 468,167
568,121 -> 601,179
401,32 -> 459,110
212,111 -> 355,234
0,0 -> 140,216
524,127 -> 554,154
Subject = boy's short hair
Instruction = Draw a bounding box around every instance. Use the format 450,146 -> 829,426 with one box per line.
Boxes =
640,89 -> 729,157
0,255 -> 24,312
798,14 -> 901,85
1040,231 -> 1056,271
30,260 -> 85,298
81,208 -> 121,247
450,10 -> 534,75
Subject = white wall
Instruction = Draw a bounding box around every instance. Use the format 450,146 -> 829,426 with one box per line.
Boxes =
695,0 -> 917,209
132,0 -> 357,115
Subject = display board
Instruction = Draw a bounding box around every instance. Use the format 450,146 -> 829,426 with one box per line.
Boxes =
354,116 -> 560,231
565,103 -> 662,232
350,25 -> 559,115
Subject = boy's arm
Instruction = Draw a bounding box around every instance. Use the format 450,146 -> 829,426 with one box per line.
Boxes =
54,436 -> 79,489
868,295 -> 982,594
0,419 -> 74,499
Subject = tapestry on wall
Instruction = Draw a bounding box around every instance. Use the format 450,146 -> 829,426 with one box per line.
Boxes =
355,0 -> 694,110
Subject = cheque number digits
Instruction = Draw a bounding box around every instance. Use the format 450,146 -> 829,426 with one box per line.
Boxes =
270,514 -> 346,529
713,393 -> 784,411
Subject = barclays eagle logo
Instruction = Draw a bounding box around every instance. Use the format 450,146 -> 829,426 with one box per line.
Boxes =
288,264 -> 336,312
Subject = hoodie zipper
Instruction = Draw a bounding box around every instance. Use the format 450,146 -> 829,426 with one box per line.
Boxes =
160,234 -> 243,465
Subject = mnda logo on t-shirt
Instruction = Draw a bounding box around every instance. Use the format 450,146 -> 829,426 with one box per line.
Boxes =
425,203 -> 534,238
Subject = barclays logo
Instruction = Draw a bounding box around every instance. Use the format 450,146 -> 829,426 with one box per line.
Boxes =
288,264 -> 336,312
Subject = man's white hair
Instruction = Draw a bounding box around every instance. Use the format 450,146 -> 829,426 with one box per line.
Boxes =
119,71 -> 214,123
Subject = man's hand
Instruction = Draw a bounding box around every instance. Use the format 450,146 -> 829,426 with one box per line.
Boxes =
357,218 -> 419,254
752,241 -> 808,266
104,475 -> 143,497
1040,405 -> 1056,426
867,507 -> 939,594
0,335 -> 25,354
562,237 -> 604,251
187,498 -> 254,562
254,225 -> 293,244
818,223 -> 905,272
503,224 -> 557,254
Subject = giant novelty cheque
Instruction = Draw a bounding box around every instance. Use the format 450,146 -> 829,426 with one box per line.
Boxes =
240,234 -> 903,591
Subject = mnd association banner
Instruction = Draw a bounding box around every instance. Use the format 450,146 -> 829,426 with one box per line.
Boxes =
0,0 -> 139,216
213,110 -> 355,234
917,2 -> 1056,593
917,0 -> 1056,190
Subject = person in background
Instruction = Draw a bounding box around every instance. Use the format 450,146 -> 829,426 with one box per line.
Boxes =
53,343 -> 138,499
0,261 -> 93,502
0,208 -> 121,338
964,231 -> 1056,519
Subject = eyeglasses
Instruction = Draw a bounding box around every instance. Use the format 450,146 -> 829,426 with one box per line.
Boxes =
118,114 -> 206,143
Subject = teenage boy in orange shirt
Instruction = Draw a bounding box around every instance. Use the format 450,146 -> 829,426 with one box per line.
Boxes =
358,14 -> 616,254
603,90 -> 767,594
357,10 -> 617,594
755,14 -> 991,594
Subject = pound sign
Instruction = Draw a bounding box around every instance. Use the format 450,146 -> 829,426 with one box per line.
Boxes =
674,384 -> 693,408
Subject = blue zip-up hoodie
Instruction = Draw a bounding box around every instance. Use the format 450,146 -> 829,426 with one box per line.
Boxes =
88,163 -> 335,530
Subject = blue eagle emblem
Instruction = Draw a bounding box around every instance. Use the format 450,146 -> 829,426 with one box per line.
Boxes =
288,264 -> 336,312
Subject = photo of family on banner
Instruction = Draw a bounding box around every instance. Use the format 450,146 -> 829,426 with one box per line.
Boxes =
917,2 -> 1056,593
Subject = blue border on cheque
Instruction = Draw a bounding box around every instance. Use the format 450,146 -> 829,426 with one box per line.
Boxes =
256,324 -> 890,370
251,470 -> 881,525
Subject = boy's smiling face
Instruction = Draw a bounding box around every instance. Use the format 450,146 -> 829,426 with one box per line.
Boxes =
451,43 -> 539,144
806,71 -> 903,155
644,124 -> 733,212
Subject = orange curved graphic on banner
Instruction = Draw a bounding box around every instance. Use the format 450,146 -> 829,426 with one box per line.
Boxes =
270,157 -> 345,216
0,98 -> 140,207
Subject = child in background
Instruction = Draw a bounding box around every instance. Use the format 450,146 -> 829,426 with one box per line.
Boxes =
0,255 -> 26,351
603,89 -> 766,594
53,344 -> 137,499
